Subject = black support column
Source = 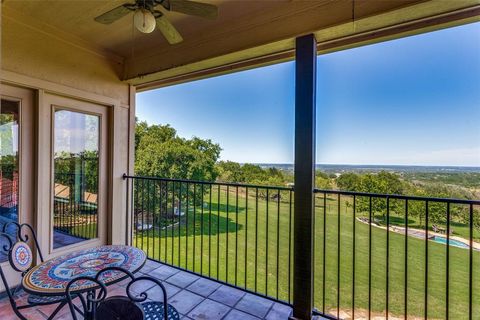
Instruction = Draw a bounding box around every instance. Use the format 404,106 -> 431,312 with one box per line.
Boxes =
291,34 -> 317,320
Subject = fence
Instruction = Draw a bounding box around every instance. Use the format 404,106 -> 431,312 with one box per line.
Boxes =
125,175 -> 294,303
53,172 -> 97,240
125,175 -> 480,319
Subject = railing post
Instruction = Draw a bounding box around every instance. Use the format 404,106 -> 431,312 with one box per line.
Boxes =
291,34 -> 317,320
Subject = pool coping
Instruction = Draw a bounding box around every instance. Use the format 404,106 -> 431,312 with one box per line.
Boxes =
356,217 -> 480,251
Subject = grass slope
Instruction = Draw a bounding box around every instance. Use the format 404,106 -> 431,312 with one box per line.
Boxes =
134,187 -> 479,319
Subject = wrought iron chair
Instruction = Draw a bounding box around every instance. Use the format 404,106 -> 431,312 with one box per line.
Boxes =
0,222 -> 68,320
66,276 -> 109,320
66,266 -> 180,320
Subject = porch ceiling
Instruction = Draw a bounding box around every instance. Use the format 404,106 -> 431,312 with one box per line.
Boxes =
2,0 -> 479,89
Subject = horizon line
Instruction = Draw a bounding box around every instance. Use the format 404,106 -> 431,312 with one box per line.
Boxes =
231,162 -> 480,168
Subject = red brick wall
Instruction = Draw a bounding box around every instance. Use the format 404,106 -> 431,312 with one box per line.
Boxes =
0,171 -> 18,208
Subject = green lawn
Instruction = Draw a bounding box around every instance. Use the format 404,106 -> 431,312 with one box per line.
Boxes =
71,221 -> 97,239
134,187 -> 479,319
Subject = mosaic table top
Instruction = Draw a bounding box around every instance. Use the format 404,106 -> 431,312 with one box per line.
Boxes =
22,245 -> 146,296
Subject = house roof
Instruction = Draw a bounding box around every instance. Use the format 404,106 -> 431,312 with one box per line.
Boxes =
54,183 -> 98,205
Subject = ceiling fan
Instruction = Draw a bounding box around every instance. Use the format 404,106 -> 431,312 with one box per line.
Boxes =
94,0 -> 218,44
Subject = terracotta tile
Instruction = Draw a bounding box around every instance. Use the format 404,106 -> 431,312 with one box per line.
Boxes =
106,284 -> 127,298
35,302 -> 70,319
0,303 -> 19,320
19,307 -> 49,320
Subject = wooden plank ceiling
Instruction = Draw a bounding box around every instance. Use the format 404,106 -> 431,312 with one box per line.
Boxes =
2,0 -> 479,89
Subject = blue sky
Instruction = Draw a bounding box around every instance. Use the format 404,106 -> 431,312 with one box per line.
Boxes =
137,22 -> 480,166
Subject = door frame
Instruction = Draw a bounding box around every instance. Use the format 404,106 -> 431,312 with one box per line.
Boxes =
0,84 -> 35,290
39,93 -> 110,259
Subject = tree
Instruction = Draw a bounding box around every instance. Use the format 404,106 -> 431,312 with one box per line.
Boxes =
135,121 -> 220,181
315,170 -> 333,190
134,120 -> 221,222
337,172 -> 361,191
409,182 -> 474,227
240,164 -> 267,184
337,171 -> 405,218
217,161 -> 244,182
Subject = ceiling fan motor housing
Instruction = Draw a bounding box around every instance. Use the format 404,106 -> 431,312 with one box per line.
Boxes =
134,8 -> 156,33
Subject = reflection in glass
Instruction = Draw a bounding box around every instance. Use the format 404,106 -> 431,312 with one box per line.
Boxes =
53,110 -> 99,249
0,100 -> 19,261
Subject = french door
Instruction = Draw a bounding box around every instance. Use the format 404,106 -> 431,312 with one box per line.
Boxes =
43,94 -> 109,257
0,84 -> 35,288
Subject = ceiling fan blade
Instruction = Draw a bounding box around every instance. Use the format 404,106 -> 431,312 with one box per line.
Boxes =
94,4 -> 133,24
168,0 -> 218,19
155,15 -> 184,44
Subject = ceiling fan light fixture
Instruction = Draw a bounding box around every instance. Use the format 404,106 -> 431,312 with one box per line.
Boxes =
134,9 -> 156,33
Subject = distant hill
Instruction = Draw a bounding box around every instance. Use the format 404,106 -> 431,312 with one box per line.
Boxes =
253,163 -> 480,174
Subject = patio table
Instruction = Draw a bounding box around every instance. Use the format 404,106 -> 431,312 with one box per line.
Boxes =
22,245 -> 146,297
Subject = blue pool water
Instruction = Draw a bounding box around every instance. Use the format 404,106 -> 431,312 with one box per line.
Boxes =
432,236 -> 469,249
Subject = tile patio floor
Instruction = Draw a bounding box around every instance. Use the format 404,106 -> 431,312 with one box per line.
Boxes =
0,259 -> 294,320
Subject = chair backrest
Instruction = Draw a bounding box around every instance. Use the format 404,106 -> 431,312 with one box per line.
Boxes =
0,222 -> 43,306
1,222 -> 44,263
96,266 -> 169,320
68,267 -> 151,320
66,276 -> 108,320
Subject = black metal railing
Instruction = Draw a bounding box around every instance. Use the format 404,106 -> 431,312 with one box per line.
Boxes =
53,173 -> 97,240
124,175 -> 479,319
124,175 -> 294,303
313,189 -> 480,320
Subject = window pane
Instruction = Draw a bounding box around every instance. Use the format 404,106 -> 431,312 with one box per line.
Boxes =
0,100 -> 19,262
53,110 -> 99,249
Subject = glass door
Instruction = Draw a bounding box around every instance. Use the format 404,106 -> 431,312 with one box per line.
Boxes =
0,84 -> 34,278
46,95 -> 108,253
53,110 -> 100,249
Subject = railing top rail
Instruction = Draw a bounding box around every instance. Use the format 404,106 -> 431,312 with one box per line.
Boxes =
121,174 -> 480,204
314,188 -> 480,205
123,174 -> 294,191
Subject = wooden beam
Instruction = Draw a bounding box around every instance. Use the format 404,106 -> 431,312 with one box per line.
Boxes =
317,5 -> 480,54
291,34 -> 316,320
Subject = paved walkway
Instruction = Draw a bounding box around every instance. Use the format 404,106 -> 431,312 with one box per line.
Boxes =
0,259 -> 293,319
53,230 -> 86,248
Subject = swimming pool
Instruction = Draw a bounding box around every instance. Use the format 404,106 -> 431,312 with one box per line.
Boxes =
432,236 -> 469,249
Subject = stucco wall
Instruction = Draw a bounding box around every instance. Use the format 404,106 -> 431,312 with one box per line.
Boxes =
0,8 -> 134,265
1,9 -> 130,106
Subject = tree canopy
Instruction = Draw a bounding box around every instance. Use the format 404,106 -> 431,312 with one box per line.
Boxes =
133,121 -> 478,228
135,120 -> 221,182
